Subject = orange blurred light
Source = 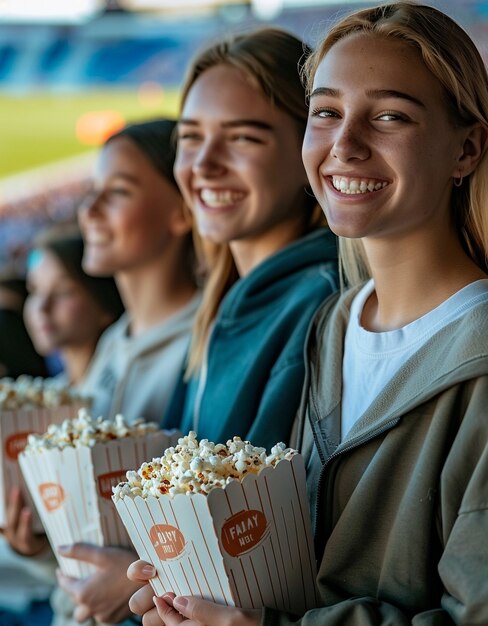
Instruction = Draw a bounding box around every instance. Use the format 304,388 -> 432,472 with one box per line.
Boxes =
76,110 -> 126,146
137,81 -> 165,109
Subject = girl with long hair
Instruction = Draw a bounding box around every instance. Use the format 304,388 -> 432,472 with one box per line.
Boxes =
129,3 -> 488,624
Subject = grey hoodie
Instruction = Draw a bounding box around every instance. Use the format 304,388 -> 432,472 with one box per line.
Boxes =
264,285 -> 488,625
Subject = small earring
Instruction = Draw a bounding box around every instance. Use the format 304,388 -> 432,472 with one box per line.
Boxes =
453,175 -> 464,188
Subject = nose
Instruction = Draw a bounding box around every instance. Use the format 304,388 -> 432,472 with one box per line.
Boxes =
191,137 -> 227,178
79,190 -> 103,220
331,117 -> 370,162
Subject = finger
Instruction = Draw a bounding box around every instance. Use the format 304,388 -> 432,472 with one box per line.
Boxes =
73,603 -> 92,623
154,596 -> 185,625
57,542 -> 105,566
141,606 -> 166,626
129,584 -> 156,616
172,596 -> 259,625
6,486 -> 22,530
56,570 -> 84,603
127,559 -> 157,582
162,592 -> 176,605
17,508 -> 34,545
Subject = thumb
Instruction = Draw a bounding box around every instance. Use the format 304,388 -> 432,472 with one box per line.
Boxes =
57,542 -> 105,566
172,596 -> 245,624
127,559 -> 157,582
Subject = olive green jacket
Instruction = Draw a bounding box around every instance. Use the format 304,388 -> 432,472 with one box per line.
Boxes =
263,286 -> 488,625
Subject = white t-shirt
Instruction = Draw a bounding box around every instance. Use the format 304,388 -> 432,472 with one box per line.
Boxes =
80,292 -> 201,424
341,279 -> 488,441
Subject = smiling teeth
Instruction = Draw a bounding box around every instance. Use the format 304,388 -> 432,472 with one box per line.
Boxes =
200,189 -> 245,207
85,232 -> 110,244
332,177 -> 388,194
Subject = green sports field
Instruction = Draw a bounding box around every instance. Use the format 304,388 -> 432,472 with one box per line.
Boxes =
0,88 -> 180,179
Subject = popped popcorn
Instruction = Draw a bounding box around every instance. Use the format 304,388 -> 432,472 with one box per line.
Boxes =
113,431 -> 297,500
24,409 -> 158,451
0,376 -> 84,409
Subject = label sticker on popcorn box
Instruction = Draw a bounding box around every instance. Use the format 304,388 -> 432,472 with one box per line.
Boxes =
5,431 -> 33,460
97,470 -> 130,500
221,509 -> 268,557
150,524 -> 186,560
39,482 -> 65,512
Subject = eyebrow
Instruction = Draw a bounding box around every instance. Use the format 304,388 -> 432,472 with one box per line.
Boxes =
109,172 -> 141,185
310,86 -> 425,108
178,118 -> 273,131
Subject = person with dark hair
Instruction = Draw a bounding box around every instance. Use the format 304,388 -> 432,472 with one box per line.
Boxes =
0,266 -> 47,379
75,118 -> 200,423
24,224 -> 124,388
1,225 -> 123,626
47,118 -> 200,626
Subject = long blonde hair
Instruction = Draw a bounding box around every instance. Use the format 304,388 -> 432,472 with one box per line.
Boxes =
303,1 -> 488,286
183,28 -> 326,376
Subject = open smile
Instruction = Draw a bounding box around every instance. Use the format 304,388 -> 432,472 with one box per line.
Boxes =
198,188 -> 246,209
331,175 -> 389,195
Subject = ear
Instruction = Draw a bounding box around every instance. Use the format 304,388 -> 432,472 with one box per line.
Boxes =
454,122 -> 488,178
168,200 -> 193,237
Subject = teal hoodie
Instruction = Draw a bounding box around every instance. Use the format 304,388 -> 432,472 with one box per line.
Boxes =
163,228 -> 338,451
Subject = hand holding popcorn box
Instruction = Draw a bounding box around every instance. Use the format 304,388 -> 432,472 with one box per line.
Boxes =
18,410 -> 179,578
0,376 -> 88,531
113,432 -> 318,614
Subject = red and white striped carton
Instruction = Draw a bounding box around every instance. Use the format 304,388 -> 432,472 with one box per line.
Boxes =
113,453 -> 318,615
0,401 -> 86,531
19,429 -> 180,578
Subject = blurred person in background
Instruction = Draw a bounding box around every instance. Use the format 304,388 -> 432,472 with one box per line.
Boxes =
1,225 -> 123,626
24,224 -> 124,389
51,118 -> 201,626
73,118 -> 200,423
0,266 -> 47,379
57,27 -> 338,626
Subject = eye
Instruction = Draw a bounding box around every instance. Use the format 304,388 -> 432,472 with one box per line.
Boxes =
310,107 -> 341,119
100,188 -> 131,204
230,133 -> 263,144
177,132 -> 202,142
375,110 -> 408,122
108,188 -> 130,197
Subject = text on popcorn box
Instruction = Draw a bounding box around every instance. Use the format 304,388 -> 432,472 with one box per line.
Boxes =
39,482 -> 65,512
221,509 -> 268,557
150,524 -> 186,560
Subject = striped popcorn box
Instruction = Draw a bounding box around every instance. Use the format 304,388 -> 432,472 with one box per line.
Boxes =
0,400 -> 87,532
18,414 -> 179,578
113,434 -> 318,614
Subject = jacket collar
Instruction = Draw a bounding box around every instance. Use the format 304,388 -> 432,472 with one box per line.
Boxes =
308,285 -> 488,452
